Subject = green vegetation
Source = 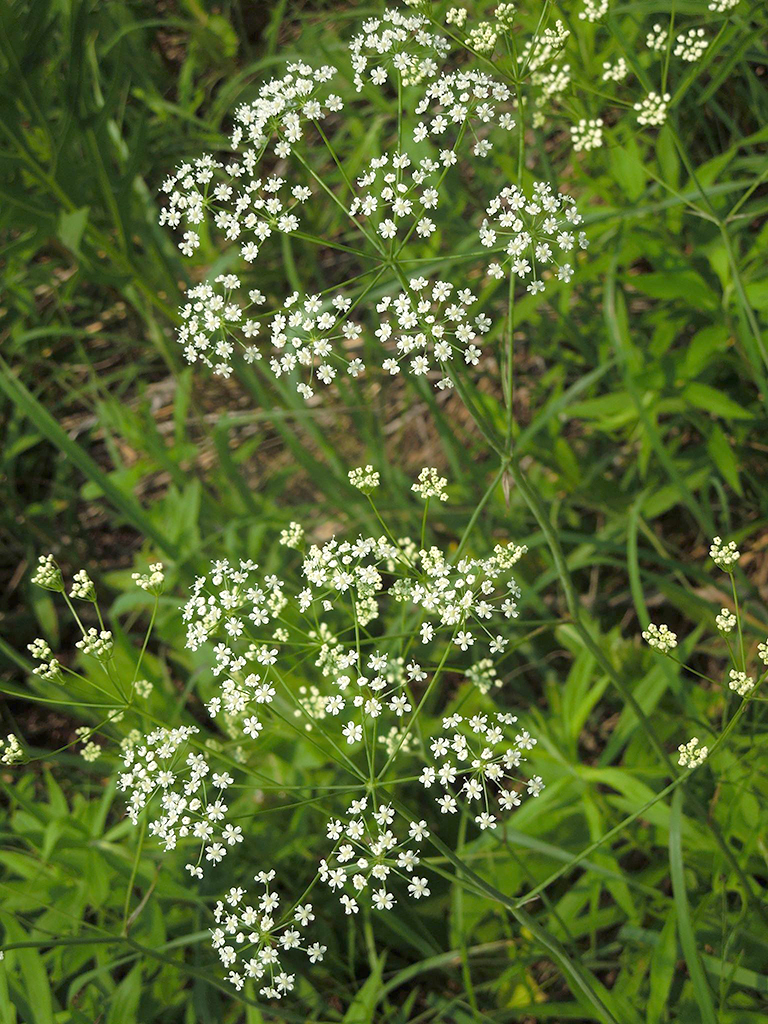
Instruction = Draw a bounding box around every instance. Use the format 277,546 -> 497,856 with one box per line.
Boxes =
1,1 -> 767,1022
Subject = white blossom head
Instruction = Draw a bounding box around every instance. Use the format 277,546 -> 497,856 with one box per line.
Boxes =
480,182 -> 588,294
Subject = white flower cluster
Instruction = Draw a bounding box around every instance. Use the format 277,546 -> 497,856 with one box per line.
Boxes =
132,563 -> 165,594
0,734 -> 23,765
268,291 -> 363,399
349,151 -> 441,243
182,558 -> 285,657
211,870 -> 325,996
466,658 -> 500,694
230,62 -> 341,158
412,467 -> 448,502
118,725 -> 243,877
519,21 -> 570,74
570,118 -> 604,153
677,736 -> 708,768
579,0 -> 608,23
75,727 -> 102,762
728,670 -> 754,697
420,712 -> 543,830
321,798 -> 430,913
710,536 -> 740,571
414,70 -> 515,158
708,0 -> 739,10
279,522 -> 304,549
641,623 -> 678,653
646,24 -> 668,52
376,278 -> 492,390
673,28 -> 709,63
180,526 -> 527,742
758,640 -> 768,666
348,465 -> 380,491
468,21 -> 498,54
348,10 -> 449,92
160,157 -> 312,261
634,91 -> 671,128
480,183 -> 587,292
175,276 -> 265,378
602,57 -> 628,82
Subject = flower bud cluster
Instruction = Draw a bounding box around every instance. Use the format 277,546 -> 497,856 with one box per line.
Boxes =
678,737 -> 708,768
132,563 -> 165,595
673,28 -> 709,62
0,735 -> 23,765
728,670 -> 754,698
31,554 -> 63,592
710,536 -> 740,571
279,522 -> 304,549
412,467 -> 448,501
70,569 -> 96,601
579,0 -> 608,23
641,623 -> 678,653
75,628 -> 114,661
634,91 -> 671,127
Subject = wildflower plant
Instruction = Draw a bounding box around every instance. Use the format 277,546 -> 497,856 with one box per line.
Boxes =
4,1 -> 767,1021
17,484 -> 545,999
156,2 -> 602,403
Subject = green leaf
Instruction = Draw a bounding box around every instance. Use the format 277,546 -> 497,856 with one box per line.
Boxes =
656,124 -> 680,189
682,381 -> 754,420
610,138 -> 647,201
646,912 -> 677,1023
630,270 -> 718,310
2,920 -> 54,1024
106,964 -> 142,1023
57,206 -> 89,256
744,279 -> 768,310
681,326 -> 729,379
669,789 -> 718,1024
707,424 -> 742,494
343,955 -> 385,1024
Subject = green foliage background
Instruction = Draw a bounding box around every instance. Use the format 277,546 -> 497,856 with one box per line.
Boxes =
1,0 -> 767,1021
